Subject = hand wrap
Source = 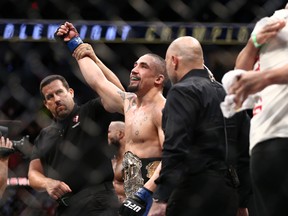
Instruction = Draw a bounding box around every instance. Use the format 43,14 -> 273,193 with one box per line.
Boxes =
66,36 -> 83,52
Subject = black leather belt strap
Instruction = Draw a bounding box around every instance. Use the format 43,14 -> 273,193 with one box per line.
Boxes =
57,181 -> 113,207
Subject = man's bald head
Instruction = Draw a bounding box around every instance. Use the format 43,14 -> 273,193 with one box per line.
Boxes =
108,121 -> 125,147
165,36 -> 204,84
167,36 -> 204,65
109,121 -> 125,132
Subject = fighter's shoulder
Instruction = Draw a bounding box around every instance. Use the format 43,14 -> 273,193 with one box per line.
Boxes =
123,92 -> 137,112
155,95 -> 166,110
125,92 -> 137,99
151,101 -> 165,124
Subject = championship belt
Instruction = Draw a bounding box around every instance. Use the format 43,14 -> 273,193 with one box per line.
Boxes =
122,151 -> 144,198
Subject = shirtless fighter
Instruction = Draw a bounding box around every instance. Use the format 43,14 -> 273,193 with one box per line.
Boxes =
56,22 -> 167,216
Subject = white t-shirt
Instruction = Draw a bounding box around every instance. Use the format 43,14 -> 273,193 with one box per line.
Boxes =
250,9 -> 288,151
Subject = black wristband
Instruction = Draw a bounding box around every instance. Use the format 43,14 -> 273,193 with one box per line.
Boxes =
0,147 -> 15,158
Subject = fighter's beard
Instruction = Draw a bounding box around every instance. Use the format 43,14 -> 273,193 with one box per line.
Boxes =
127,84 -> 139,92
110,140 -> 120,149
109,140 -> 120,158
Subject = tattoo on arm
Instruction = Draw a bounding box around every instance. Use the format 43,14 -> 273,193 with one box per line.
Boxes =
117,90 -> 126,102
116,90 -> 136,112
125,93 -> 136,113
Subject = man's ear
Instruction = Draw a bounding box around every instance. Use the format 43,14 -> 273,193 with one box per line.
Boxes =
69,88 -> 74,98
155,74 -> 165,85
172,55 -> 178,71
118,130 -> 125,139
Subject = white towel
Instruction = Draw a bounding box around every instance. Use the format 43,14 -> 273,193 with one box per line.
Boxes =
220,69 -> 260,118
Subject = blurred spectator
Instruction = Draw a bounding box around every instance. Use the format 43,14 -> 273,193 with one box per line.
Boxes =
107,121 -> 126,203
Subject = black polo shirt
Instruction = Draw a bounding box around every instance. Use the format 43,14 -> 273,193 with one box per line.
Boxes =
154,69 -> 251,205
31,98 -> 123,193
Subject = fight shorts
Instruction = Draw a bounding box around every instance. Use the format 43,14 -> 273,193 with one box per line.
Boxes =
122,151 -> 161,198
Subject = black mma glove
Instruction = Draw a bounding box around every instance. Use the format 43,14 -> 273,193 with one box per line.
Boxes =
119,187 -> 153,216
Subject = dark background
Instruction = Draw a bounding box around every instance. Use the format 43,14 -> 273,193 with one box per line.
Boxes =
0,0 -> 286,215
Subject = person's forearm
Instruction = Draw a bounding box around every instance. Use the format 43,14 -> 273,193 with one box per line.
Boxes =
0,159 -> 8,197
235,38 -> 259,70
78,57 -> 108,92
28,170 -> 49,192
94,56 -> 125,91
77,57 -> 124,113
262,64 -> 288,86
73,43 -> 125,92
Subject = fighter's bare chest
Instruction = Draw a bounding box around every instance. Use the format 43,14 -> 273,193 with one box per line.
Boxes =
125,107 -> 153,137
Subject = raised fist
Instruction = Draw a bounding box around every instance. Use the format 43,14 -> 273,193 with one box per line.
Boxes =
54,21 -> 83,53
55,21 -> 79,42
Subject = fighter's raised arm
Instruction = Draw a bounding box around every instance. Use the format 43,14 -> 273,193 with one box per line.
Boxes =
73,43 -> 125,92
76,52 -> 128,114
55,22 -> 128,114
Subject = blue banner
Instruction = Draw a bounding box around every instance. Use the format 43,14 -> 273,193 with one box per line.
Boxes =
0,20 -> 254,44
